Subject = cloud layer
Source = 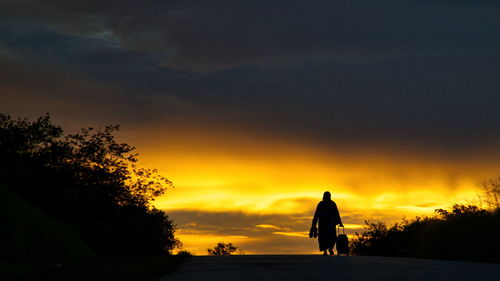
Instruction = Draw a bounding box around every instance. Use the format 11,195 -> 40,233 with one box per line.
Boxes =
1,1 -> 499,152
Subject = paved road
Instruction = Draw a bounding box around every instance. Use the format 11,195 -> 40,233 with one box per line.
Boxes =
159,255 -> 500,281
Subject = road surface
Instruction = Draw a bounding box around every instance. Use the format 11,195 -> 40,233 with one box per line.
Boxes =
159,255 -> 500,281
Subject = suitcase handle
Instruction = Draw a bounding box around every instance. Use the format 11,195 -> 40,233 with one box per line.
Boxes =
337,225 -> 345,234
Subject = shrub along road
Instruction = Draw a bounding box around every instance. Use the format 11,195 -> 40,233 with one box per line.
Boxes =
159,255 -> 500,281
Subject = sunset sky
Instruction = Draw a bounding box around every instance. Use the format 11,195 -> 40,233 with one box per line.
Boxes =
1,1 -> 499,254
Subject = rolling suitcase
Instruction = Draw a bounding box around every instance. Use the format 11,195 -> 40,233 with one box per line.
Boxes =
336,226 -> 349,255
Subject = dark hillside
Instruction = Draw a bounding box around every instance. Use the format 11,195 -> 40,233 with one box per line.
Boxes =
0,184 -> 98,280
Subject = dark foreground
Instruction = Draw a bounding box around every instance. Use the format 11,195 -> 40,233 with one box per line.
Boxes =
17,256 -> 186,281
159,255 -> 500,281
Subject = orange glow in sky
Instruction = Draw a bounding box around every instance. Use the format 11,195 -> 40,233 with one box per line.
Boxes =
122,127 -> 498,255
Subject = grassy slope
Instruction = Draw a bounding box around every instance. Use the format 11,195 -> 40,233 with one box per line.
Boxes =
0,184 -> 99,280
34,255 -> 188,281
0,184 -> 187,281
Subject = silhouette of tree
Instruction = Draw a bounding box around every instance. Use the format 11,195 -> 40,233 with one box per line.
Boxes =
481,177 -> 500,210
176,250 -> 194,257
0,113 -> 177,255
207,242 -> 238,256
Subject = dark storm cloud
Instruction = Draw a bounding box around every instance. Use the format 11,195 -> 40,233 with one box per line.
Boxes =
1,0 -> 499,151
4,0 -> 499,70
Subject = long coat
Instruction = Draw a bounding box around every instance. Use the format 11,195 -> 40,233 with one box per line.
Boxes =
312,200 -> 342,251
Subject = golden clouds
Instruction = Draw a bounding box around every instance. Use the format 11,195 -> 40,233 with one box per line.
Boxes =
127,128 -> 498,254
256,224 -> 284,230
272,232 -> 309,238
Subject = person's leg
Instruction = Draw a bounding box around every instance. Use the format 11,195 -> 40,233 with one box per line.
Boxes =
326,230 -> 335,255
331,235 -> 337,256
323,250 -> 328,256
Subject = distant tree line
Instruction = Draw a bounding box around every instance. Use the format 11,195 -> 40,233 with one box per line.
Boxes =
351,180 -> 500,263
0,113 -> 178,256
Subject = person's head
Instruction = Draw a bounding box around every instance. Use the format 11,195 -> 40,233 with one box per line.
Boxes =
323,191 -> 331,201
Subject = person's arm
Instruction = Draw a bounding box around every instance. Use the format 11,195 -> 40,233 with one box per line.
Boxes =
312,202 -> 320,228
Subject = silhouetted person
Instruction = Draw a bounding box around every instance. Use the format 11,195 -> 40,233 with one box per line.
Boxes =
311,191 -> 343,255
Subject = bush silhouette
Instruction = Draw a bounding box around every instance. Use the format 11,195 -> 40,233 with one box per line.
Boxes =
351,203 -> 500,262
0,113 -> 177,256
176,250 -> 194,257
207,242 -> 238,256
